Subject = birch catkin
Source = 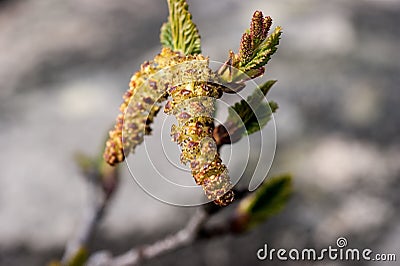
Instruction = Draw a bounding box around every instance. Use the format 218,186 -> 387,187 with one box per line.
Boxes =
104,48 -> 234,205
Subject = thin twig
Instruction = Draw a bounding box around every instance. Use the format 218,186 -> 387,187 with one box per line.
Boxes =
61,173 -> 108,263
87,208 -> 209,266
86,188 -> 252,266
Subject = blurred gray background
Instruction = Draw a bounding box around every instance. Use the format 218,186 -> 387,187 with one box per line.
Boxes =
0,0 -> 399,265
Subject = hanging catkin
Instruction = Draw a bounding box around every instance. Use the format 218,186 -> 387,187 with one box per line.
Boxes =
104,48 -> 234,205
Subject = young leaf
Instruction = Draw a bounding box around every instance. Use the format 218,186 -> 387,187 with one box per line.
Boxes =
218,12 -> 281,86
164,0 -> 201,55
226,80 -> 278,136
240,26 -> 282,74
160,22 -> 173,50
236,174 -> 292,231
245,100 -> 278,135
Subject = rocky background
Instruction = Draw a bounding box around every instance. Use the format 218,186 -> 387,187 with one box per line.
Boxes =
0,0 -> 399,265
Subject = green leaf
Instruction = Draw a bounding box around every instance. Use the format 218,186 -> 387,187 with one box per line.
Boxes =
238,174 -> 292,230
164,0 -> 201,55
217,13 -> 281,87
240,26 -> 282,74
160,22 -> 173,50
245,100 -> 278,135
226,80 -> 278,136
